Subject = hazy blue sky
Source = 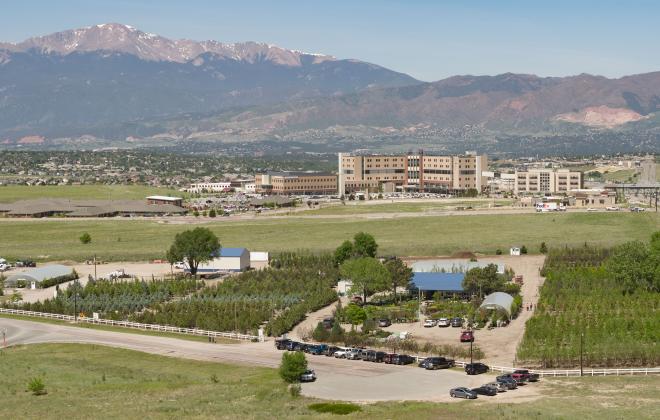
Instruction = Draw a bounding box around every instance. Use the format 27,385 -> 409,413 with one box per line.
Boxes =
2,0 -> 659,81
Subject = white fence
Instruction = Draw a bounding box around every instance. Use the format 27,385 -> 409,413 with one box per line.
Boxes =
0,308 -> 260,342
401,356 -> 659,377
443,359 -> 659,377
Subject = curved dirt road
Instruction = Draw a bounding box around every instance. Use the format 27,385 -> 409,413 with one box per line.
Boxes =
0,317 -> 540,402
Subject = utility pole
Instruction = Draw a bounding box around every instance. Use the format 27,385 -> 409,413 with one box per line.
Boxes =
94,254 -> 97,281
74,288 -> 78,323
418,288 -> 422,326
470,340 -> 473,365
580,332 -> 584,377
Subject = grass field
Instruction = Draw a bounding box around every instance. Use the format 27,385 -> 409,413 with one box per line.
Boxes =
0,344 -> 658,419
0,185 -> 185,203
0,212 -> 657,262
296,199 -> 516,216
602,169 -> 638,183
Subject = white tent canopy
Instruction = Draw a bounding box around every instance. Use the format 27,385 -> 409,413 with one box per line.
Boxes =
479,292 -> 514,315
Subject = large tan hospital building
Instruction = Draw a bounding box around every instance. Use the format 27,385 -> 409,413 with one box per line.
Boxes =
338,152 -> 488,195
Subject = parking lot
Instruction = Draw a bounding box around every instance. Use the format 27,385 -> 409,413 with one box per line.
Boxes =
302,361 -> 541,402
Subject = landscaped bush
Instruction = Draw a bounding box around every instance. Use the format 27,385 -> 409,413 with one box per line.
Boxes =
308,403 -> 361,415
39,270 -> 79,288
517,234 -> 660,368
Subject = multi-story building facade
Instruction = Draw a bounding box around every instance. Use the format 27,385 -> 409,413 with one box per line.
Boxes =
338,152 -> 487,195
255,172 -> 338,195
514,169 -> 582,195
186,182 -> 232,193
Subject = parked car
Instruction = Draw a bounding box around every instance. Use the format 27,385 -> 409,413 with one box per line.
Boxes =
333,348 -> 349,358
472,385 -> 498,396
358,349 -> 371,361
378,318 -> 392,327
291,342 -> 306,352
308,344 -> 328,355
383,353 -> 398,364
437,318 -> 450,327
451,317 -> 463,327
423,319 -> 437,328
324,346 -> 341,357
284,341 -> 300,351
630,207 -> 646,212
606,206 -> 620,211
498,373 -> 525,385
15,260 -> 36,268
586,207 -> 598,212
275,338 -> 291,350
485,381 -> 508,392
346,349 -> 362,360
173,261 -> 187,269
418,357 -> 455,370
496,375 -> 518,390
0,263 -> 10,272
450,387 -> 478,399
465,362 -> 490,375
301,343 -> 316,353
299,369 -> 316,382
362,350 -> 377,362
513,369 -> 540,382
373,351 -> 387,362
460,330 -> 475,343
393,354 -> 415,365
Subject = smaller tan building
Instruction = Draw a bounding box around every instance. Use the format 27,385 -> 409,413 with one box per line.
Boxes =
255,172 -> 338,195
571,189 -> 616,207
146,196 -> 183,206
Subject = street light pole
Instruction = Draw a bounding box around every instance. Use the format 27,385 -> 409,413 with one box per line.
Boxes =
470,340 -> 473,365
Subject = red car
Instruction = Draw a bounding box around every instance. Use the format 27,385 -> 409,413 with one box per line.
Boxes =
460,330 -> 474,343
512,369 -> 540,382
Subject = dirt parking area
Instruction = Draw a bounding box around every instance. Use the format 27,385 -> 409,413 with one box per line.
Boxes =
381,255 -> 546,366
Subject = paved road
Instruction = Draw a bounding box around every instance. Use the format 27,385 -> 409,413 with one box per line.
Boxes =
0,317 -> 540,402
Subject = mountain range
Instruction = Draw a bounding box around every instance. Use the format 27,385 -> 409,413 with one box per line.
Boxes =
1,23 -> 659,153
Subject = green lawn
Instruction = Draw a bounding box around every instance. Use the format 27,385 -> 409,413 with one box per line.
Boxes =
0,344 -> 658,419
602,169 -> 638,183
0,184 -> 185,203
0,212 -> 657,262
296,199 -> 515,216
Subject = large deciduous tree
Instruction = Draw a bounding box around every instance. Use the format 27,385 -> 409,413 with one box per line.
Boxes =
334,240 -> 354,265
384,257 -> 413,302
340,257 -> 390,302
606,240 -> 657,293
166,227 -> 220,276
462,264 -> 505,299
333,232 -> 378,265
352,232 -> 378,258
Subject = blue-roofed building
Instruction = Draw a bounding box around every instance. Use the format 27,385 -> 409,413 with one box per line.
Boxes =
197,247 -> 251,272
410,272 -> 468,299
